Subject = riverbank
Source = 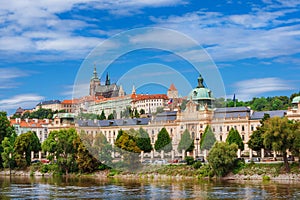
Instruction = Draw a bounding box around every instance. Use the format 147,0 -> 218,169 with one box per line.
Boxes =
1,162 -> 300,182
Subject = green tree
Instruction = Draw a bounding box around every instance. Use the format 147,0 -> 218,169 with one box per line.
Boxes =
14,131 -> 41,168
0,111 -> 15,167
136,128 -> 152,153
134,109 -> 140,118
247,114 -> 270,155
178,129 -> 194,153
98,110 -> 106,120
42,129 -> 79,174
80,130 -> 113,165
74,136 -> 100,173
114,130 -> 141,169
250,97 -> 269,111
1,132 -> 17,168
155,107 -> 164,114
107,113 -> 114,120
180,99 -> 188,111
200,125 -> 216,150
139,109 -> 145,115
207,142 -> 238,177
263,117 -> 294,172
290,121 -> 300,167
154,128 -> 172,153
247,129 -> 264,154
226,128 -> 244,151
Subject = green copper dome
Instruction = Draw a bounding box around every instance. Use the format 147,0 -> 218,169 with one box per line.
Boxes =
188,87 -> 214,100
292,96 -> 300,104
187,74 -> 214,101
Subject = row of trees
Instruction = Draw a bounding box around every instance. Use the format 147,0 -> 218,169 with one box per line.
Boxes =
1,111 -> 102,173
248,114 -> 300,172
10,108 -> 63,120
213,91 -> 300,111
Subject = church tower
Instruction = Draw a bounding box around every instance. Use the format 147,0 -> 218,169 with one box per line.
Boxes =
89,64 -> 101,96
167,83 -> 178,99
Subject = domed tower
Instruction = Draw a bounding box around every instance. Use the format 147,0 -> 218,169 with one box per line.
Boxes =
292,96 -> 300,110
89,64 -> 101,96
187,74 -> 215,111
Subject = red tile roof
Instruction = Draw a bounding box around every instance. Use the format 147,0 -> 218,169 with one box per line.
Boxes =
132,94 -> 168,102
168,83 -> 177,91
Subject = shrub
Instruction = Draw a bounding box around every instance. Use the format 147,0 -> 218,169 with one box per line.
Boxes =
185,156 -> 194,165
193,161 -> 202,169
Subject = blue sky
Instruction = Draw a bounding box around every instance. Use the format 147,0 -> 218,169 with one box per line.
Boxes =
0,0 -> 300,115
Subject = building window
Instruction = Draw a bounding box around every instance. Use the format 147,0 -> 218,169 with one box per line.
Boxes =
191,132 -> 195,139
212,127 -> 215,132
200,124 -> 203,128
227,126 -> 229,131
220,135 -> 222,141
242,135 -> 245,141
242,125 -> 245,131
251,125 -> 254,131
219,126 -> 222,132
151,137 -> 154,143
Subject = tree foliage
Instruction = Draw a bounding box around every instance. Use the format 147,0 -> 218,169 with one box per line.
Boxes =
80,130 -> 113,165
154,128 -> 172,153
226,128 -> 244,151
247,114 -> 270,153
200,125 -> 216,151
207,142 -> 238,177
290,121 -> 300,167
263,117 -> 294,172
114,129 -> 141,169
99,110 -> 106,120
14,131 -> 41,168
178,129 -> 194,152
1,132 -> 17,168
0,111 -> 15,167
136,128 -> 152,153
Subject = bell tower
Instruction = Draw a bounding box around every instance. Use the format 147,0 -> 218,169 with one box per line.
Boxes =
89,64 -> 100,96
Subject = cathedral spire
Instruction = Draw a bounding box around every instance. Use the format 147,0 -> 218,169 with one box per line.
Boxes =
105,72 -> 110,85
92,64 -> 99,80
131,84 -> 136,95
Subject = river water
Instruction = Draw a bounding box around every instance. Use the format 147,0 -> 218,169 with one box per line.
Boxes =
1,175 -> 300,199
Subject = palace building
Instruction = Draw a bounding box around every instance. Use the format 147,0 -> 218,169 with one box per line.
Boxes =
76,74 -> 300,158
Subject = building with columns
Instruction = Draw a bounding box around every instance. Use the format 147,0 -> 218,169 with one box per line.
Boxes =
76,74 -> 300,158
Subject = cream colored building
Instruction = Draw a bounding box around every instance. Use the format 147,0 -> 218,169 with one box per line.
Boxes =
76,75 -> 300,157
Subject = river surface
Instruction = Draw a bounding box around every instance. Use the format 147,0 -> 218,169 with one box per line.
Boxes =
1,175 -> 300,199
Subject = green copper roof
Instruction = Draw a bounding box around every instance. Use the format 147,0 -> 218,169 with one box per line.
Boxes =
292,96 -> 300,104
187,74 -> 214,101
188,87 -> 214,101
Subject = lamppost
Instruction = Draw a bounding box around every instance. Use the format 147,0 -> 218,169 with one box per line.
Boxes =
196,138 -> 199,158
9,152 -> 12,176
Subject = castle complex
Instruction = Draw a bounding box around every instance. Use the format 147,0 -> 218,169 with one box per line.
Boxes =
11,66 -> 300,158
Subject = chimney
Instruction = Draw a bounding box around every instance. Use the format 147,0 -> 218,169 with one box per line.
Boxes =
25,118 -> 29,123
16,118 -> 21,123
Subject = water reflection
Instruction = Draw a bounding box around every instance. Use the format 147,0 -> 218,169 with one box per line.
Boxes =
0,176 -> 300,199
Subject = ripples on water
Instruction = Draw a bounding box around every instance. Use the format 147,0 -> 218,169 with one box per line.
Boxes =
1,176 -> 300,199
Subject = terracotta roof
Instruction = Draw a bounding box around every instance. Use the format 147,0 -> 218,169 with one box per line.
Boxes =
132,94 -> 168,102
61,99 -> 79,104
168,83 -> 177,91
10,119 -> 51,128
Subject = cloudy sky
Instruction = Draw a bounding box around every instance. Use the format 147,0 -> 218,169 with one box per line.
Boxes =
0,0 -> 299,114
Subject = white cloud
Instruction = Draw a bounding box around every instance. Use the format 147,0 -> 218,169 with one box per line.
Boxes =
0,68 -> 31,89
233,77 -> 293,101
151,7 -> 300,62
0,94 -> 44,110
129,29 -> 195,49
